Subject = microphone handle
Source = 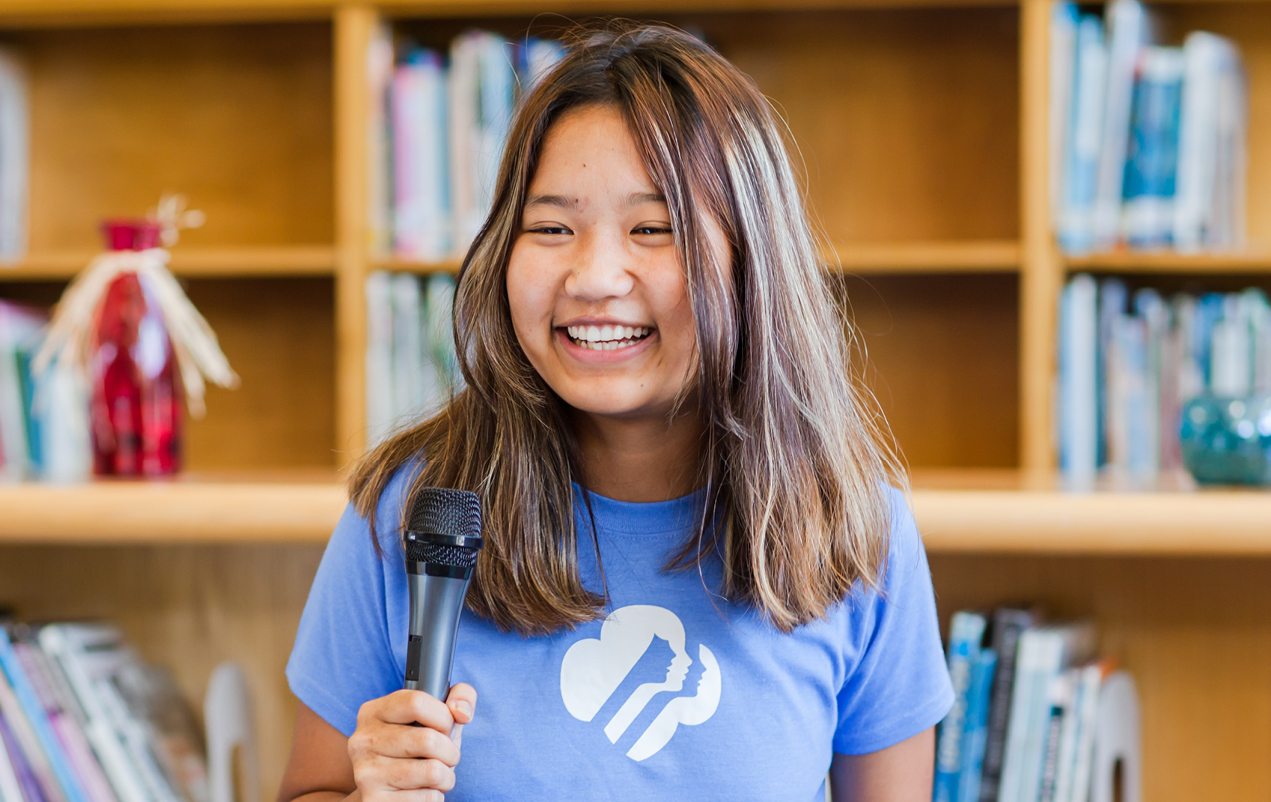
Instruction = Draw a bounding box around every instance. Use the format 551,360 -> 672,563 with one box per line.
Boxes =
405,569 -> 473,701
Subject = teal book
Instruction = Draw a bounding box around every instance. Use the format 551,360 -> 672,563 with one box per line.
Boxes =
956,649 -> 997,802
934,612 -> 986,802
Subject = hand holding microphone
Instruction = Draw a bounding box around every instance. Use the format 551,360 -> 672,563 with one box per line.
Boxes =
347,488 -> 483,802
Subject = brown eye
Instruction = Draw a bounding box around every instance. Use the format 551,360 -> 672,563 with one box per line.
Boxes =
632,226 -> 672,236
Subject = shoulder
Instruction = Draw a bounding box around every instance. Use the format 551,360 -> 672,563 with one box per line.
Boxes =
879,484 -> 928,594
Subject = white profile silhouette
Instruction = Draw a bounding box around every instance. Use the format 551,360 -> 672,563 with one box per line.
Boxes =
560,605 -> 722,761
627,644 -> 721,761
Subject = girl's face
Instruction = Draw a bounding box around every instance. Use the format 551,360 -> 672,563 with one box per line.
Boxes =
507,105 -> 716,422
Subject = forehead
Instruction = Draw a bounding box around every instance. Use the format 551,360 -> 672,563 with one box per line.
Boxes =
529,105 -> 661,197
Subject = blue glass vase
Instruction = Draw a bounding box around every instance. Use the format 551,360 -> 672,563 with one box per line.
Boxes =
1179,395 -> 1271,485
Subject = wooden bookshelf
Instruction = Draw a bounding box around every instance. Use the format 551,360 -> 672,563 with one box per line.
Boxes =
1066,249 -> 1271,273
0,245 -> 337,279
4,473 -> 1271,555
0,1 -> 1267,801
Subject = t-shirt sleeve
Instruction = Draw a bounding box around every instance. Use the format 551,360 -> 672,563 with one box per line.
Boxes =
832,488 -> 954,755
286,469 -> 415,737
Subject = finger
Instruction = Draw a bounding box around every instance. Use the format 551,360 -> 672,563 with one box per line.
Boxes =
446,683 -> 477,725
361,722 -> 461,765
375,689 -> 455,733
381,756 -> 456,793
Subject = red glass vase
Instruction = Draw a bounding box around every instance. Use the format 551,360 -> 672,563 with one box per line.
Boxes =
89,220 -> 182,477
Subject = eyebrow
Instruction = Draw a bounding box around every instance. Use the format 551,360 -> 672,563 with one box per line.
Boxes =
523,191 -> 667,210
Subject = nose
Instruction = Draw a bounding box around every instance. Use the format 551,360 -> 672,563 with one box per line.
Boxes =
564,230 -> 636,301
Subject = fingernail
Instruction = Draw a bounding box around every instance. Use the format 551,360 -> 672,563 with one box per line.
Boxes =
455,700 -> 473,719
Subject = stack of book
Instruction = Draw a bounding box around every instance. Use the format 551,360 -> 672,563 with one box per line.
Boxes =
1056,274 -> 1271,481
1052,0 -> 1246,254
0,622 -> 208,802
368,28 -> 566,261
365,271 -> 464,444
0,301 -> 91,484
933,609 -> 1131,802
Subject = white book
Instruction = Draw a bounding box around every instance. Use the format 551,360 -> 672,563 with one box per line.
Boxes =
1068,663 -> 1109,802
1092,0 -> 1147,250
31,357 -> 91,483
1212,45 -> 1246,251
448,32 -> 482,256
392,50 -> 450,260
0,48 -> 28,261
1060,275 -> 1098,483
1173,33 -> 1229,251
390,273 -> 423,424
1051,668 -> 1083,802
1134,289 -> 1168,475
364,271 -> 395,445
997,629 -> 1041,802
1251,292 -> 1271,393
0,301 -> 42,481
1050,3 -> 1078,233
1210,294 -> 1250,396
366,21 -> 394,256
474,34 -> 514,235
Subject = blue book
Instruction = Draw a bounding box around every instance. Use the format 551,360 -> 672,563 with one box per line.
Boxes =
934,612 -> 987,802
0,628 -> 88,802
1058,15 -> 1107,254
956,649 -> 997,802
1122,47 -> 1185,248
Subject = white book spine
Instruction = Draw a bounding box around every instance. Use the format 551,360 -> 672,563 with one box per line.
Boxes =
1092,0 -> 1146,250
0,48 -> 28,260
364,271 -> 395,444
0,708 -> 24,802
997,630 -> 1041,802
1018,632 -> 1064,802
1060,275 -> 1099,481
1173,33 -> 1223,251
1050,4 -> 1078,233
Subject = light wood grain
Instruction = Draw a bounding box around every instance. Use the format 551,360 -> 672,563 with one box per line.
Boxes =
1067,249 -> 1271,273
1018,0 -> 1060,473
0,480 -> 346,542
334,5 -> 376,464
0,246 -> 336,280
21,22 -> 333,251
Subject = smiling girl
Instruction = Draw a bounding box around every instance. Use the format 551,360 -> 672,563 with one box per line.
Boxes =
279,23 -> 952,802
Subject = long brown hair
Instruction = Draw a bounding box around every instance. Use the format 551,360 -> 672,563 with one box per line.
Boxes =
350,22 -> 905,636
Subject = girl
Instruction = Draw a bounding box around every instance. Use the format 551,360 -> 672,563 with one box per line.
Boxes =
280,23 -> 952,802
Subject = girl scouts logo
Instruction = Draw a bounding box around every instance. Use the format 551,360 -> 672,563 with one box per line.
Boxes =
560,605 -> 722,761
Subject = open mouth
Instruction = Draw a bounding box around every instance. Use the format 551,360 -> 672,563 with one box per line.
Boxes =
564,324 -> 653,351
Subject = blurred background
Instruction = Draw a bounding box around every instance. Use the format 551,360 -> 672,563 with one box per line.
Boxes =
0,2 -> 1267,802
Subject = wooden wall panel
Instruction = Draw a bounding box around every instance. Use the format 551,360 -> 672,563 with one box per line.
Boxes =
929,554 -> 1271,802
13,21 -> 333,251
0,544 -> 327,802
708,7 -> 1020,243
837,273 -> 1019,468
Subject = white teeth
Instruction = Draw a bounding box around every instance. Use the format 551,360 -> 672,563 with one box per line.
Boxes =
565,324 -> 653,346
600,325 -> 613,341
586,325 -> 600,341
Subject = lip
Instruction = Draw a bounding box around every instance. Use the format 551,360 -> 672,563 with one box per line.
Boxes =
555,326 -> 657,364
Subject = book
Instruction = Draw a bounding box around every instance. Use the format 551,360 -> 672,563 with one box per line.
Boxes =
1050,3 -> 1078,233
366,20 -> 395,256
935,612 -> 987,802
364,271 -> 395,444
956,649 -> 997,802
0,628 -> 88,802
0,47 -> 28,261
998,622 -> 1095,802
392,48 -> 450,261
1036,671 -> 1075,802
978,608 -> 1035,802
0,707 -> 26,802
1057,15 -> 1107,254
1091,0 -> 1148,251
0,706 -> 48,802
1121,47 -> 1184,248
1059,274 -> 1098,483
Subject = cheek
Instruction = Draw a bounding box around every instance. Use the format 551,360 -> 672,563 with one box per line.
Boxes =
505,251 -> 551,349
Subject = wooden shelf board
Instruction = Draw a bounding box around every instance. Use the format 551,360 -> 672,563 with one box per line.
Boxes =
0,476 -> 347,543
831,240 -> 1019,273
1,470 -> 1269,552
0,246 -> 337,281
371,240 -> 1020,276
1066,250 -> 1271,274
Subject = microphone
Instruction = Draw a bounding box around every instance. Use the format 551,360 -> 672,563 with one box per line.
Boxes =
403,487 -> 484,701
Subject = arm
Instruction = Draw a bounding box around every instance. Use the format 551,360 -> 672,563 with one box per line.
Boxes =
828,726 -> 935,802
276,686 -> 476,802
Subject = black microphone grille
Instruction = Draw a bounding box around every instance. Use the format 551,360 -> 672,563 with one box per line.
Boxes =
407,487 -> 483,541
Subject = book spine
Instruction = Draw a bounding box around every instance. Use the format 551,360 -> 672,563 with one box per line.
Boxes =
1037,672 -> 1073,802
0,631 -> 87,802
0,667 -> 65,802
935,613 -> 987,802
978,610 -> 1033,802
1121,47 -> 1184,249
956,649 -> 997,802
1092,0 -> 1147,250
0,710 -> 47,802
0,708 -> 26,802
1058,16 -> 1107,254
1060,275 -> 1098,482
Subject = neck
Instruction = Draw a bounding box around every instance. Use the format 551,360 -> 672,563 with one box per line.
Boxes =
573,408 -> 705,502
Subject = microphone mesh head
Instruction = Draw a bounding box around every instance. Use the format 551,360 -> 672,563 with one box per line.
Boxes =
407,487 -> 482,541
408,541 -> 480,568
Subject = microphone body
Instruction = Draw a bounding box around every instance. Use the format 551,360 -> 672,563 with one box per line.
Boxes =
404,488 -> 483,701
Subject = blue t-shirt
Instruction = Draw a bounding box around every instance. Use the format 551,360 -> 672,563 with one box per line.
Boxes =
287,469 -> 953,801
